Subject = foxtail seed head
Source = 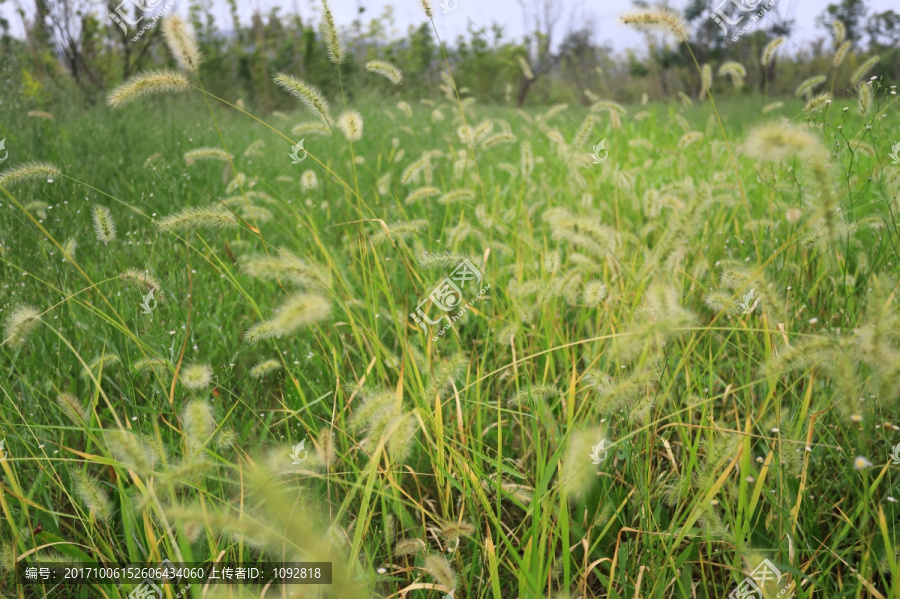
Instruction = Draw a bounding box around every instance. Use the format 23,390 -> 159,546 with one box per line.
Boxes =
320,0 -> 345,64
92,205 -> 117,243
337,110 -> 364,141
620,8 -> 689,43
273,73 -> 332,125
3,305 -> 41,347
162,16 -> 202,72
0,161 -> 60,187
366,60 -> 403,85
761,37 -> 785,67
107,70 -> 190,107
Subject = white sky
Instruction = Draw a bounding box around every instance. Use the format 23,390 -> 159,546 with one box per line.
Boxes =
2,0 -> 898,52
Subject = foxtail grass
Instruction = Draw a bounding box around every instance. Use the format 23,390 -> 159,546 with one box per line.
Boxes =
274,73 -> 332,125
106,70 -> 190,106
0,161 -> 60,187
162,16 -> 202,72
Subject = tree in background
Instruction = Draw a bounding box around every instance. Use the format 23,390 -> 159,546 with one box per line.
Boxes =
866,9 -> 900,49
4,0 -> 899,110
816,0 -> 868,47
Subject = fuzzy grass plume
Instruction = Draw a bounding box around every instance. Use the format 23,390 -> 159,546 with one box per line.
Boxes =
245,293 -> 331,343
184,148 -> 230,165
437,189 -> 475,205
337,110 -> 364,141
301,170 -> 319,190
718,62 -> 746,88
423,554 -> 456,589
106,430 -> 155,473
420,0 -> 434,19
741,123 -> 825,163
404,186 -> 441,205
162,16 -> 202,72
850,56 -> 880,85
761,37 -> 785,67
397,101 -> 413,118
319,0 -> 344,64
833,20 -> 846,45
0,161 -> 60,187
274,73 -> 332,125
292,122 -> 330,137
699,63 -> 712,100
120,269 -> 161,298
3,305 -> 41,347
401,154 -> 432,184
795,75 -> 827,98
57,392 -> 89,426
572,114 -> 598,146
833,41 -> 851,68
590,100 -> 627,116
393,538 -> 426,556
678,132 -> 704,148
858,83 -> 873,114
803,93 -> 833,113
439,521 -> 475,540
157,206 -> 238,232
582,280 -> 608,307
72,471 -> 113,522
369,219 -> 427,245
507,384 -> 559,407
241,247 -> 331,288
481,132 -> 517,149
250,358 -> 282,378
473,120 -> 494,143
517,56 -> 534,80
366,60 -> 403,85
620,8 -> 688,43
521,141 -> 534,177
181,363 -> 213,389
106,70 -> 190,107
183,399 -> 216,456
91,205 -> 117,243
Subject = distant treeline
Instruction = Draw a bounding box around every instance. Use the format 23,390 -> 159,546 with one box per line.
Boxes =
0,0 -> 898,111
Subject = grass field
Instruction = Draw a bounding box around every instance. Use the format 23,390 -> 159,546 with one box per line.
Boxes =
1,34 -> 900,599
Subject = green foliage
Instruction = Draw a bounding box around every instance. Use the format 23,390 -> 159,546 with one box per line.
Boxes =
1,6 -> 900,598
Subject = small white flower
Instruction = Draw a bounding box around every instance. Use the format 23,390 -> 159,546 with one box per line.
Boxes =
853,455 -> 873,470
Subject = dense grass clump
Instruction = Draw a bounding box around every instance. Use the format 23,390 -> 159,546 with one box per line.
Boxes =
1,9 -> 900,599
